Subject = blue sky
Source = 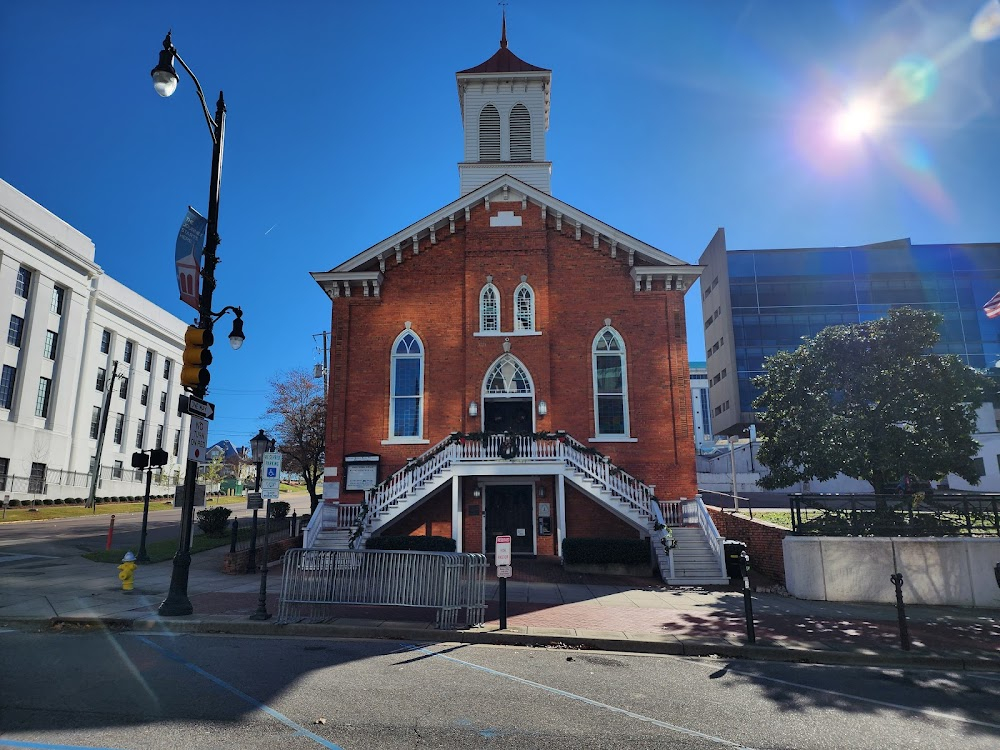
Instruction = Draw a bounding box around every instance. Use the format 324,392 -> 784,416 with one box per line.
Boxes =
3,1 -> 998,448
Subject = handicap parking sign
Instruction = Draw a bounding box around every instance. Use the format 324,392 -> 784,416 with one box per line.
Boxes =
266,467 -> 278,478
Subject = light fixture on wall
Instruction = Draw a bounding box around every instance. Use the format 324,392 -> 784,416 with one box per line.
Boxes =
469,401 -> 479,417
537,400 -> 548,416
472,487 -> 482,498
537,485 -> 546,498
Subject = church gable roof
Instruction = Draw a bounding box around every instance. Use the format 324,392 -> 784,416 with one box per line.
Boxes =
311,175 -> 703,299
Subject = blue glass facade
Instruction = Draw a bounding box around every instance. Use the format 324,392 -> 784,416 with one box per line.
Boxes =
729,242 -> 1000,414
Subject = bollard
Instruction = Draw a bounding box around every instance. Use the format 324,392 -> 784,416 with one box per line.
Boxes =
105,514 -> 116,551
291,510 -> 297,536
739,551 -> 756,644
230,516 -> 239,553
890,573 -> 911,651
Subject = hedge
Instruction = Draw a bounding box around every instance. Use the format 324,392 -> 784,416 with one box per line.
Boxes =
561,538 -> 651,566
365,535 -> 457,552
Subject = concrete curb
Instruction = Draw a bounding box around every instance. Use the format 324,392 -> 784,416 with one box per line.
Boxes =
3,614 -> 998,671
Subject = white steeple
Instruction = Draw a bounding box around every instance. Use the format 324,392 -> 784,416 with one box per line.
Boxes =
456,15 -> 552,196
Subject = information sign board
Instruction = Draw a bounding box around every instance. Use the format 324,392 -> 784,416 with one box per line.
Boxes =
497,565 -> 512,578
261,451 -> 282,500
495,535 -> 512,566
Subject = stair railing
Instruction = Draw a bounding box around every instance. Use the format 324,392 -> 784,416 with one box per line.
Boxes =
556,433 -> 654,522
690,494 -> 726,577
650,498 -> 675,579
303,503 -> 329,549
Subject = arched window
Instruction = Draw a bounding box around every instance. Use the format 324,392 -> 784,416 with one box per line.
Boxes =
592,328 -> 629,437
390,330 -> 423,438
484,354 -> 532,396
479,104 -> 500,162
514,283 -> 534,332
509,103 -> 531,161
480,284 -> 500,332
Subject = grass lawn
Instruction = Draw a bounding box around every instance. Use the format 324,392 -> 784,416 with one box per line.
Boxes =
83,531 -> 234,564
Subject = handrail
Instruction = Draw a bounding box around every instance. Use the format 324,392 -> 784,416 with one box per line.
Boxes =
303,503 -> 328,549
690,495 -> 726,576
649,499 -> 675,579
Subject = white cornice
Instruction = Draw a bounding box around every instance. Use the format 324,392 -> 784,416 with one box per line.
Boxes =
0,205 -> 101,278
311,271 -> 385,300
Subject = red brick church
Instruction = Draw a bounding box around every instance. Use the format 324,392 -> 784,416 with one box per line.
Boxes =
309,23 -> 723,582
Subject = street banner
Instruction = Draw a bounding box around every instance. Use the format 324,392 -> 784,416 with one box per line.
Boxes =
175,206 -> 207,311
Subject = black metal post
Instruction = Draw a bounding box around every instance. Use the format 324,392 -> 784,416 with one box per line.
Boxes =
739,551 -> 756,643
247,459 -> 261,573
890,573 -> 911,651
136,466 -> 154,562
229,516 -> 239,553
499,577 -> 507,630
250,499 -> 272,620
158,51 -> 226,616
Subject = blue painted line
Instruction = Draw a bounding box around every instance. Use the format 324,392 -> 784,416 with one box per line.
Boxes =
400,644 -> 754,749
136,636 -> 344,750
0,742 -> 123,750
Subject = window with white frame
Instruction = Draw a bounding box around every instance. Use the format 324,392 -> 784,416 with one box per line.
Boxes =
389,330 -> 423,438
514,283 -> 534,332
15,267 -> 31,298
50,285 -> 65,315
480,283 -> 500,332
485,354 -> 532,395
592,327 -> 629,437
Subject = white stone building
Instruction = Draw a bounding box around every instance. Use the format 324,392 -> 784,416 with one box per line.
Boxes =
0,179 -> 190,500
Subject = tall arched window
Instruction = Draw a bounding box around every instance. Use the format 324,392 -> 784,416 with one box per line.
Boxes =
592,327 -> 629,437
514,283 -> 534,332
509,103 -> 531,161
390,330 -> 423,438
479,104 -> 500,162
480,283 -> 500,332
484,354 -> 533,396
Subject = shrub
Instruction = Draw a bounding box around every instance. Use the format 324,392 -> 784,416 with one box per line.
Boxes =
42,498 -> 54,506
53,498 -> 64,505
269,501 -> 290,520
196,507 -> 232,537
6,499 -> 19,508
561,538 -> 651,566
365,535 -> 456,552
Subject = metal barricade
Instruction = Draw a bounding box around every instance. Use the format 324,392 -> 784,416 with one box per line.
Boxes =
278,549 -> 488,629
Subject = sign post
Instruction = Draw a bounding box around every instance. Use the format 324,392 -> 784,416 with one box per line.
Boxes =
495,535 -> 512,630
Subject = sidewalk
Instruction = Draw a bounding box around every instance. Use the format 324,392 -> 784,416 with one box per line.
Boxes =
1,546 -> 998,670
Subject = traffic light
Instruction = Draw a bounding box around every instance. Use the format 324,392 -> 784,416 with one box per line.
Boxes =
180,326 -> 213,390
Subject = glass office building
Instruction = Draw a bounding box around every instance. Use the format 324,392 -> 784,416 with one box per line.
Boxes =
698,231 -> 1000,435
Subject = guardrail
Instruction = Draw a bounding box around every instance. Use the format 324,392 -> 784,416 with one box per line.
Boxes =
278,548 -> 488,629
690,495 -> 726,576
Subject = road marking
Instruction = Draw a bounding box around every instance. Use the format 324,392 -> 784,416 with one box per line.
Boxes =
0,741 -> 123,749
136,636 -> 344,749
399,644 -> 756,749
683,658 -> 1000,731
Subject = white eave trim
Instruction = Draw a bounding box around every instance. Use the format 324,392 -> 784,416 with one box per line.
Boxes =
630,265 -> 704,292
312,271 -> 385,300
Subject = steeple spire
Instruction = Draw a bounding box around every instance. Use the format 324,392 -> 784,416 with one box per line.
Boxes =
500,9 -> 508,49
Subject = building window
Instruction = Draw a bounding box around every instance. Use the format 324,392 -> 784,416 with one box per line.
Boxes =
141,384 -> 148,406
0,457 -> 7,491
163,359 -> 171,379
479,104 -> 500,161
514,283 -> 534,332
136,419 -> 145,449
159,392 -> 167,412
123,340 -> 133,363
144,350 -> 153,372
973,457 -> 986,478
35,378 -> 51,418
509,103 -> 531,161
7,315 -> 23,347
15,267 -> 31,298
480,283 -> 500,332
100,329 -> 110,354
113,413 -> 124,445
485,353 -> 532,395
173,429 -> 180,456
112,460 -> 123,480
592,327 -> 629,437
28,462 -> 45,494
50,286 -> 65,315
156,424 -> 163,448
96,367 -> 107,392
0,365 -> 16,410
119,378 -> 128,399
43,330 -> 58,360
389,330 -> 423,438
90,406 -> 102,439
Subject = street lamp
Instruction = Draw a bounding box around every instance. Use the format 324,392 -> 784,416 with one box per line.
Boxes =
155,31 -> 237,617
247,429 -> 270,573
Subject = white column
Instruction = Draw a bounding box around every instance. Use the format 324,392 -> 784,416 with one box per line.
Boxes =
556,473 -> 567,559
452,475 -> 462,552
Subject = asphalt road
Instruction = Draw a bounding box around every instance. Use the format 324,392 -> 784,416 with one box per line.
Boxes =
0,493 -> 315,558
1,631 -> 998,749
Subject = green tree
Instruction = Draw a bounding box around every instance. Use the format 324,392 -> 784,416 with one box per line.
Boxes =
753,307 -> 990,492
265,369 -> 325,513
203,453 -> 225,485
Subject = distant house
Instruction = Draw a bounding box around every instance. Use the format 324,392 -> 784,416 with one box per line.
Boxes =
205,440 -> 249,479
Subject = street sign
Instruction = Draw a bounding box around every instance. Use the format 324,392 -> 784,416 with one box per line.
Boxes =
495,535 -> 512,566
184,395 -> 215,421
174,484 -> 206,508
188,416 -> 208,462
261,451 -> 282,500
247,491 -> 264,510
497,565 -> 512,578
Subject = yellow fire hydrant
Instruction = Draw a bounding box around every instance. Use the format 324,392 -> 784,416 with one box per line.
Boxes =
118,551 -> 137,591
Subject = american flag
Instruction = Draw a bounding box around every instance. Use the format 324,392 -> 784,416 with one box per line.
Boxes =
985,290 -> 1000,320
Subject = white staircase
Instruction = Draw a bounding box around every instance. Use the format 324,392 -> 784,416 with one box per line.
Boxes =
303,431 -> 730,585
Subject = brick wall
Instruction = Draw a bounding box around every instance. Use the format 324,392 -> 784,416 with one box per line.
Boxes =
707,507 -> 787,584
565,486 -> 641,540
221,534 -> 303,575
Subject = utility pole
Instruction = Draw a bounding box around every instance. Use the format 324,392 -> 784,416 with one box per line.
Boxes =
87,360 -> 120,510
313,330 -> 329,395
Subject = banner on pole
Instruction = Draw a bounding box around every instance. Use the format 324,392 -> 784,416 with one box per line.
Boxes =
175,206 -> 207,311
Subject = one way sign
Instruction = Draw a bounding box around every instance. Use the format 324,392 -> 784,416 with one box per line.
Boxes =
179,395 -> 215,421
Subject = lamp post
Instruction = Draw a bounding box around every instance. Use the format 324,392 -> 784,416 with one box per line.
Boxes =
154,32 -> 241,617
247,429 -> 270,573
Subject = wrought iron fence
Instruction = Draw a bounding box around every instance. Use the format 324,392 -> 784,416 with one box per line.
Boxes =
231,515 -> 299,552
789,493 -> 1000,537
